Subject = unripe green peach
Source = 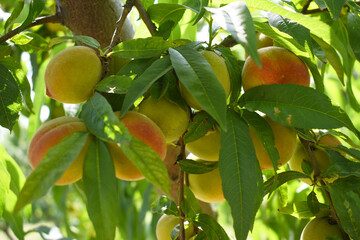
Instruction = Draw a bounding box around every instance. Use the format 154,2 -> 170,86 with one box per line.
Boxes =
156,214 -> 195,240
242,46 -> 310,91
186,127 -> 221,161
179,50 -> 231,110
107,111 -> 167,181
301,217 -> 344,240
28,116 -> 91,185
289,134 -> 343,185
188,166 -> 225,203
45,46 -> 102,103
138,96 -> 190,142
250,116 -> 297,170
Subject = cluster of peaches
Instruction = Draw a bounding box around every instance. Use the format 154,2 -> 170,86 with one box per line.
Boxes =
28,35 -> 345,239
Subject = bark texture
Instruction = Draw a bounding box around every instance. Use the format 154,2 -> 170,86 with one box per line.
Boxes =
55,0 -> 134,48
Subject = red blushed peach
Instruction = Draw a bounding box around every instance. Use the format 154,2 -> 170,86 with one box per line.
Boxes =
107,111 -> 167,181
28,117 -> 91,185
242,46 -> 310,91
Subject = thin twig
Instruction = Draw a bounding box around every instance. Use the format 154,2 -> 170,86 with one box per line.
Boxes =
301,0 -> 313,14
106,0 -> 135,55
134,0 -> 157,36
177,136 -> 186,240
0,14 -> 62,44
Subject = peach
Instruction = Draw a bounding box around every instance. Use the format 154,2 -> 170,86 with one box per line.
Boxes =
179,50 -> 231,110
301,217 -> 343,240
45,46 -> 102,103
188,165 -> 225,203
185,127 -> 221,162
250,116 -> 297,170
28,116 -> 91,185
107,111 -> 167,181
289,134 -> 343,185
242,46 -> 310,91
138,96 -> 190,142
156,214 -> 195,240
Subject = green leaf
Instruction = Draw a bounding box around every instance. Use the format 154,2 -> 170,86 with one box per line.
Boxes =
348,13 -> 360,61
116,57 -> 159,77
278,201 -> 331,218
0,64 -> 22,131
0,151 -> 10,218
83,139 -> 119,240
307,191 -> 320,214
148,3 -> 186,25
328,181 -> 360,239
322,150 -> 360,178
112,37 -> 172,59
81,93 -> 132,143
178,159 -> 218,174
219,109 -> 260,240
120,135 -> 171,195
182,0 -> 209,24
323,0 -> 346,20
184,111 -> 215,144
49,35 -> 101,49
181,185 -> 202,219
268,13 -> 311,47
312,35 -> 344,85
215,47 -> 242,106
14,132 -> 89,212
238,84 -> 360,139
264,171 -> 309,196
95,75 -> 132,94
242,110 -> 280,170
0,57 -> 33,113
18,0 -> 45,31
120,56 -> 172,116
3,190 -> 25,240
151,196 -> 179,216
11,32 -> 48,53
206,2 -> 260,66
169,46 -> 227,130
4,0 -> 24,32
193,214 -> 230,239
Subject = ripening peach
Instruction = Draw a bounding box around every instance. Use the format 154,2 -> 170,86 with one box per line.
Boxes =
250,116 -> 297,170
28,116 -> 91,185
242,46 -> 310,91
45,46 -> 102,103
107,111 -> 167,181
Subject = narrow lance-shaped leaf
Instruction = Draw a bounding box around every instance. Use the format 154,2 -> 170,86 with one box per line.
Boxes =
219,109 -> 260,240
193,213 -> 230,239
242,110 -> 280,170
169,46 -> 227,130
120,56 -> 173,116
238,84 -> 360,139
0,64 -> 22,131
14,132 -> 89,212
0,155 -> 10,218
19,0 -> 45,32
111,37 -> 173,59
83,139 -> 119,240
328,180 -> 360,239
206,2 -> 260,66
264,171 -> 309,196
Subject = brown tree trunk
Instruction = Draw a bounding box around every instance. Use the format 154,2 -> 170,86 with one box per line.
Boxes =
55,0 -> 134,48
